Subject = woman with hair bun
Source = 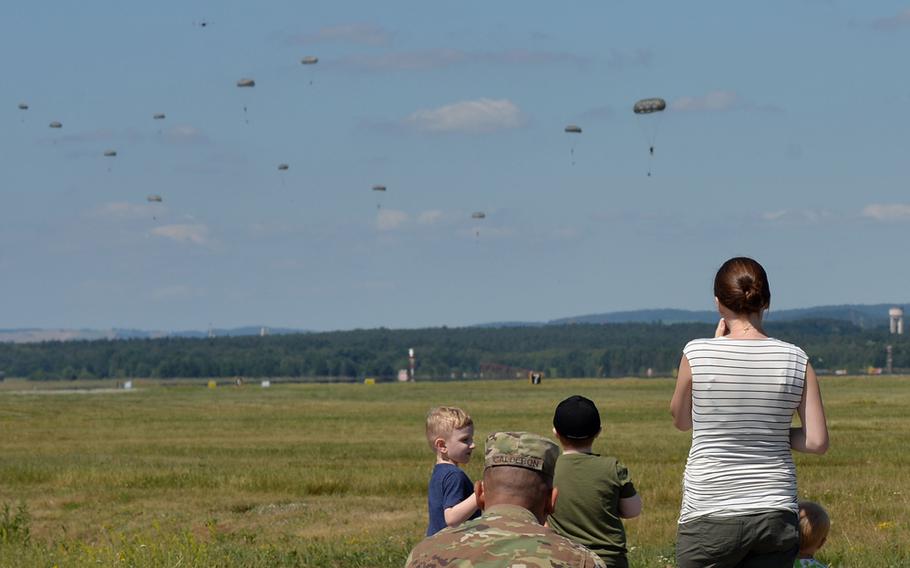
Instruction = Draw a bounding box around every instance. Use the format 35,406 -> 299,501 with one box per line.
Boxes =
670,257 -> 829,568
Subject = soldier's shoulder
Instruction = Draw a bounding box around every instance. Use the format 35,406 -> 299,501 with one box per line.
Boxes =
545,531 -> 608,567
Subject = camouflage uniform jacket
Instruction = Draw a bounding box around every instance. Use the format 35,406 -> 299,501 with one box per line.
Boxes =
406,504 -> 607,568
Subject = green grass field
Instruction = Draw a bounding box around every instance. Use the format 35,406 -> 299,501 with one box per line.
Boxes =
1,376 -> 908,567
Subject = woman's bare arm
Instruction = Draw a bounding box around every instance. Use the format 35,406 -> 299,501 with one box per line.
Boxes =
670,355 -> 693,431
791,362 -> 829,454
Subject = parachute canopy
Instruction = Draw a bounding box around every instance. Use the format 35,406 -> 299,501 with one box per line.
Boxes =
103,150 -> 117,157
152,113 -> 166,120
633,98 -> 666,114
236,78 -> 255,88
147,194 -> 163,203
372,185 -> 386,192
471,212 -> 486,219
49,121 -> 62,128
564,125 -> 582,134
277,163 -> 289,171
301,56 -> 319,65
18,103 -> 28,110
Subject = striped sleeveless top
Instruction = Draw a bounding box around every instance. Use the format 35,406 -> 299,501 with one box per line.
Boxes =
679,337 -> 807,524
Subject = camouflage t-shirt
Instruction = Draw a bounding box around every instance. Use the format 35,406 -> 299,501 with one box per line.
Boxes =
406,504 -> 606,568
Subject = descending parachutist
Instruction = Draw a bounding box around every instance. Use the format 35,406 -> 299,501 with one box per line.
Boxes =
650,146 -> 654,156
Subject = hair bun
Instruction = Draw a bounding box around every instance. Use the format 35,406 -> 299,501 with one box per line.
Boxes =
714,257 -> 771,315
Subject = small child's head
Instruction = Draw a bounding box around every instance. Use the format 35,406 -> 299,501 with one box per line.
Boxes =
426,406 -> 475,465
798,501 -> 830,558
552,395 -> 601,450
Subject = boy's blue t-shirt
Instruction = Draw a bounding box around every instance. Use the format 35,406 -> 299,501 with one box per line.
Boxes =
426,463 -> 478,536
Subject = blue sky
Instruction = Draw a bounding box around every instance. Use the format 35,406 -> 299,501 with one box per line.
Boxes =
3,1 -> 909,331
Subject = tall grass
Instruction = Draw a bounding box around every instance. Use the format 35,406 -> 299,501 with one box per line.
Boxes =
1,377 -> 908,566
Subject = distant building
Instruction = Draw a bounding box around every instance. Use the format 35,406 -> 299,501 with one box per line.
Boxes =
889,307 -> 904,335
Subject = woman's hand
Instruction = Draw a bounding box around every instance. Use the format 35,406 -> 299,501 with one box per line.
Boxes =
714,318 -> 728,338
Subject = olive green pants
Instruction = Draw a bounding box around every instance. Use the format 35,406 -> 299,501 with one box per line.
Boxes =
676,510 -> 799,568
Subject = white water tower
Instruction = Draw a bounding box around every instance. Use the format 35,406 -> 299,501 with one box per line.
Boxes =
889,307 -> 904,335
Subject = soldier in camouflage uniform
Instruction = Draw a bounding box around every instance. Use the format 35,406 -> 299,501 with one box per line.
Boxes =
406,431 -> 606,568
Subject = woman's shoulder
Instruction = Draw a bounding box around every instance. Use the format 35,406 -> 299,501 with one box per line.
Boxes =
682,337 -> 715,351
764,337 -> 809,358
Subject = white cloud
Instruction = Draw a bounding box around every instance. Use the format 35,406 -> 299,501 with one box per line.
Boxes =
341,48 -> 465,71
672,90 -> 782,113
151,224 -> 210,245
761,210 -> 789,221
871,9 -> 910,31
760,209 -> 832,223
417,210 -> 443,225
405,98 -> 526,134
862,203 -> 910,221
376,209 -> 408,231
151,285 -> 198,300
354,280 -> 396,291
337,48 -> 587,72
272,258 -> 305,270
673,91 -> 739,112
164,125 -> 210,145
291,23 -> 394,46
605,48 -> 653,69
94,201 -> 161,219
463,225 -> 514,239
550,227 -> 579,239
580,105 -> 615,121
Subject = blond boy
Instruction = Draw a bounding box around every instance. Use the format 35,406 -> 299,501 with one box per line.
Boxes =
795,501 -> 830,567
425,406 -> 480,536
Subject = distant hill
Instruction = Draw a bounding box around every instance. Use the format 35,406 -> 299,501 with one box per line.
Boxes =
488,303 -> 907,328
0,326 -> 307,344
1,303 -> 904,343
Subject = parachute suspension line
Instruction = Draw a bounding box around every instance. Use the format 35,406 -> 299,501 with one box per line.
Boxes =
564,125 -> 582,167
633,98 -> 666,178
372,185 -> 386,210
236,78 -> 255,125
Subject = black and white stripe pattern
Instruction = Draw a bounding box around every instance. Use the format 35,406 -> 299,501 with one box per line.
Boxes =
679,337 -> 807,523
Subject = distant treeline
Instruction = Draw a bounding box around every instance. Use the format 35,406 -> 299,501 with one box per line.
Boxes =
1,320 -> 908,381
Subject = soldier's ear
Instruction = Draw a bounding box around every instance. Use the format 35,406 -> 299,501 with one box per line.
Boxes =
546,486 -> 558,516
474,480 -> 485,510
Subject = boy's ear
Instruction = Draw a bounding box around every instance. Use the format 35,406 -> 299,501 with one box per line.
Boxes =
434,437 -> 447,453
546,486 -> 559,516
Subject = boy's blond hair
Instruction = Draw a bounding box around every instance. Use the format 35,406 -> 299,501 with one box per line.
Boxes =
798,501 -> 831,552
425,407 -> 473,451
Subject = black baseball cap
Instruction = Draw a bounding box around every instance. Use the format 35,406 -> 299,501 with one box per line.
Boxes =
553,395 -> 601,439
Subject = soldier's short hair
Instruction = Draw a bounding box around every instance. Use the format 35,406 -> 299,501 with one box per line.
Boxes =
426,407 -> 473,451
